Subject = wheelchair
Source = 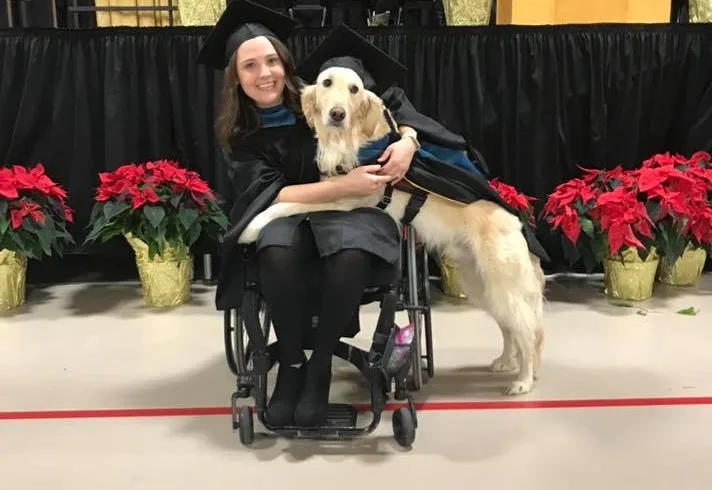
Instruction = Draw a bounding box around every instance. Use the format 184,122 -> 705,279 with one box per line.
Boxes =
223,224 -> 434,448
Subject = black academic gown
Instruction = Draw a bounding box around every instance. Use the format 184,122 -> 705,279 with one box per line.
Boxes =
215,110 -> 401,315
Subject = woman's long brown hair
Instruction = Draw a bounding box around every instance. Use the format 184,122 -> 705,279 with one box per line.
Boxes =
215,36 -> 303,152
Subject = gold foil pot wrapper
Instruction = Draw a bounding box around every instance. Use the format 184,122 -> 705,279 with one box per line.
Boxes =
603,247 -> 659,301
442,0 -> 492,25
124,233 -> 193,308
440,254 -> 467,299
657,246 -> 707,287
0,249 -> 28,310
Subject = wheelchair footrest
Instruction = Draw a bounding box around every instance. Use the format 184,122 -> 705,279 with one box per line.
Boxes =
322,404 -> 358,429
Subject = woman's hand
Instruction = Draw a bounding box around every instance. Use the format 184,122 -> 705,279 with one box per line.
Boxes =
377,136 -> 418,183
337,165 -> 395,197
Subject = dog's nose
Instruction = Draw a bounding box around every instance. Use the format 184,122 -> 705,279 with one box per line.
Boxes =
329,107 -> 346,123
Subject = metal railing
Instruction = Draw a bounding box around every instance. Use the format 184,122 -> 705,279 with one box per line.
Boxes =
66,0 -> 179,28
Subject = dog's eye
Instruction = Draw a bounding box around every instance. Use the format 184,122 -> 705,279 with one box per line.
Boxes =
322,78 -> 332,88
349,85 -> 359,94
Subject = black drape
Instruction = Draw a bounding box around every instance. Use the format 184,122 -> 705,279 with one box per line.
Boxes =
3,24 -> 712,281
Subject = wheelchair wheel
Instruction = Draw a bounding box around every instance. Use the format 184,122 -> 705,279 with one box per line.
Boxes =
392,407 -> 416,448
234,300 -> 272,374
419,245 -> 431,306
238,406 -> 254,446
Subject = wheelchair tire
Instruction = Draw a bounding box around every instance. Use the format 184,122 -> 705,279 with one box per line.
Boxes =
392,407 -> 416,448
238,406 -> 254,446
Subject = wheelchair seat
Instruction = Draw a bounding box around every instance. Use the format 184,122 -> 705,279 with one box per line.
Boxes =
223,224 -> 434,448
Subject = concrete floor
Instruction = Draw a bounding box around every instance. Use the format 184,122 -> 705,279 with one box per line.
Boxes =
1,273 -> 710,489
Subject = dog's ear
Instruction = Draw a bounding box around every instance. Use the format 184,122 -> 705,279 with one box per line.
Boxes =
300,85 -> 317,128
358,90 -> 385,138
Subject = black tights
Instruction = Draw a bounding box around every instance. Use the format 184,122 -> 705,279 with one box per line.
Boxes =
258,237 -> 374,367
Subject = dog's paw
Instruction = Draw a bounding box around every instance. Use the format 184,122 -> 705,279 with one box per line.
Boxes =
504,379 -> 533,396
237,213 -> 272,244
237,227 -> 258,244
490,356 -> 519,373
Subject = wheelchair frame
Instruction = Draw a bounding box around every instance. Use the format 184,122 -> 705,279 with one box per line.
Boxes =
223,224 -> 434,448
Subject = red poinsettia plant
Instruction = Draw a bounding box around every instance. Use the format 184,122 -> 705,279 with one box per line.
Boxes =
542,166 -> 655,272
85,160 -> 229,258
488,178 -> 537,226
0,164 -> 75,259
633,152 -> 712,263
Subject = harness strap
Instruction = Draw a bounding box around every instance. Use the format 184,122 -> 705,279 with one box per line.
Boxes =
376,184 -> 394,210
383,108 -> 399,136
378,108 -> 428,222
401,191 -> 428,225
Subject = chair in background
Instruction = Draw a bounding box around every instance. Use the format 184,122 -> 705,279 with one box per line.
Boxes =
329,0 -> 368,27
368,0 -> 398,25
290,0 -> 327,27
396,0 -> 444,26
250,0 -> 290,16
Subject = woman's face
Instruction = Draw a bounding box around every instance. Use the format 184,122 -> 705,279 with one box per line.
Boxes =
235,36 -> 286,108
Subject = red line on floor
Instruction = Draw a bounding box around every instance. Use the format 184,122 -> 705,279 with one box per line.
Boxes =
2,396 -> 712,421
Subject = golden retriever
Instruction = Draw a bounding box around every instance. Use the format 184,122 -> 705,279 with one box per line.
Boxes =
238,67 -> 545,395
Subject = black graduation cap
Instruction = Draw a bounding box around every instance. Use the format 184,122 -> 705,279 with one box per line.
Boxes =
296,23 -> 408,93
197,0 -> 297,70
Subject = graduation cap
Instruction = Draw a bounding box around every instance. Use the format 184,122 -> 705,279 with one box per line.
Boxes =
197,0 -> 297,70
296,23 -> 408,93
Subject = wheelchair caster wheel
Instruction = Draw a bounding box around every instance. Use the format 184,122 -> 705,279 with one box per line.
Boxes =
392,407 -> 415,448
238,406 -> 254,446
408,397 -> 418,429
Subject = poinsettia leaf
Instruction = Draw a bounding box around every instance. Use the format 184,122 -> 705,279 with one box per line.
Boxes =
103,201 -> 131,221
0,217 -> 8,236
677,307 -> 698,316
580,217 -> 595,237
0,200 -> 7,218
561,234 -> 581,264
663,229 -> 686,264
209,212 -> 230,230
170,193 -> 183,208
591,233 -> 608,262
9,232 -> 26,253
84,215 -> 109,243
178,206 -> 199,231
36,225 -> 53,256
645,200 -> 661,221
143,205 -> 166,229
638,247 -> 650,261
188,222 -> 201,246
573,199 -> 585,215
99,225 -> 123,243
89,202 -> 104,224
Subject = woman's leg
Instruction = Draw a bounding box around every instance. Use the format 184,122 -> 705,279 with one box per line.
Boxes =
258,230 -> 316,425
294,249 -> 374,427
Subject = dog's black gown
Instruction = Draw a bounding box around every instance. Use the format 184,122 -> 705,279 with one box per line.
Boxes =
215,88 -> 549,320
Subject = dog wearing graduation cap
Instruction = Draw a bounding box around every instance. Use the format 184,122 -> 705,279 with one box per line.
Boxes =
239,25 -> 549,395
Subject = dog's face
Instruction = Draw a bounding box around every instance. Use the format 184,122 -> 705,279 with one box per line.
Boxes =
301,67 -> 384,138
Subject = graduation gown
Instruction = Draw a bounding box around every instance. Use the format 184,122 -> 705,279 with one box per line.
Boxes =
216,104 -> 402,313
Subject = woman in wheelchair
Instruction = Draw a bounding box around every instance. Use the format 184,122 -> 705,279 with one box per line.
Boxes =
200,0 -> 476,431
198,1 -> 423,428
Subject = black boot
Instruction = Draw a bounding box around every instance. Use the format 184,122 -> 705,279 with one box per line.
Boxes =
264,362 -> 306,426
294,360 -> 332,427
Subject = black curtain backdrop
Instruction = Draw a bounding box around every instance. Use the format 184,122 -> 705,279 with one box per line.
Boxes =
2,24 -> 712,282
